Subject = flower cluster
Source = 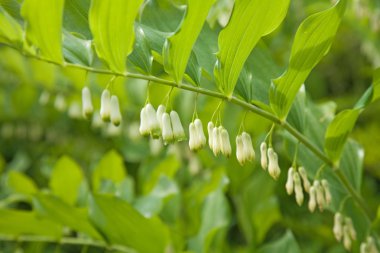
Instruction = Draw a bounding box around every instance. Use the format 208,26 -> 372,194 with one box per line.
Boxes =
189,119 -> 206,151
139,104 -> 185,145
236,132 -> 255,165
260,142 -> 281,180
308,179 -> 331,212
81,87 -> 122,126
360,237 -> 379,253
285,166 -> 310,206
207,122 -> 231,157
333,213 -> 357,250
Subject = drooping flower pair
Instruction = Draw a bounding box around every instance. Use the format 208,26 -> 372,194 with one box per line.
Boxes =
333,213 -> 357,250
236,132 -> 255,165
285,166 -> 310,206
308,179 -> 332,212
207,122 -> 231,157
260,142 -> 281,180
189,119 -> 206,151
360,236 -> 379,253
139,103 -> 186,145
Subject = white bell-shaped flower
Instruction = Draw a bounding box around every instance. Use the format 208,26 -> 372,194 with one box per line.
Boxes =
156,104 -> 166,130
298,166 -> 311,193
189,122 -> 198,151
194,119 -> 206,147
82,87 -> 94,119
367,237 -> 378,253
146,103 -> 160,138
236,135 -> 244,165
343,225 -> 352,250
207,121 -> 214,149
267,148 -> 280,180
162,112 -> 173,145
321,179 -> 332,205
260,142 -> 268,170
242,132 -> 255,162
100,89 -> 111,122
333,212 -> 343,241
212,127 -> 221,155
314,180 -> 325,211
285,167 -> 295,195
170,111 -> 186,141
345,217 -> 357,240
293,172 -> 304,206
110,95 -> 122,126
139,106 -> 150,136
221,128 -> 231,157
308,186 -> 316,212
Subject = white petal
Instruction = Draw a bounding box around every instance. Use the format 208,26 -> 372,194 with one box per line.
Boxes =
298,166 -> 311,193
221,128 -> 231,157
162,113 -> 173,145
293,172 -> 304,206
82,87 -> 93,119
146,103 -> 160,138
242,132 -> 255,161
236,135 -> 245,165
212,127 -> 220,155
207,121 -> 214,149
308,186 -> 316,212
314,180 -> 325,211
170,111 -> 186,141
285,167 -> 295,195
110,95 -> 122,126
139,106 -> 150,136
333,213 -> 343,241
100,89 -> 111,121
194,119 -> 206,147
189,122 -> 198,151
321,179 -> 332,205
268,148 -> 280,180
156,104 -> 166,130
260,142 -> 268,170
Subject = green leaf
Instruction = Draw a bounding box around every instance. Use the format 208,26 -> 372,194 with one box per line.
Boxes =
21,0 -> 64,63
63,31 -> 93,66
6,171 -> 38,195
88,0 -> 143,73
63,0 -> 91,39
269,0 -> 347,120
324,109 -> 360,164
214,0 -> 290,96
128,26 -> 153,74
49,156 -> 84,205
163,0 -> 215,84
355,67 -> 380,109
92,150 -> 127,192
33,193 -> 102,240
89,194 -> 170,253
0,209 -> 61,237
0,6 -> 23,45
257,230 -> 301,253
373,67 -> 380,102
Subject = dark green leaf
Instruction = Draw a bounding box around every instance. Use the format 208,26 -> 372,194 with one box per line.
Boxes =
63,31 -> 93,66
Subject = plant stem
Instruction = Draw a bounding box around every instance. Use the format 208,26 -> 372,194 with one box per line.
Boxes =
0,235 -> 136,253
11,47 -> 374,220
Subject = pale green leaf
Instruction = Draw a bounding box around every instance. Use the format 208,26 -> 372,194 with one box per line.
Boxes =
0,6 -> 23,45
6,171 -> 38,195
214,0 -> 290,96
21,0 -> 64,63
269,0 -> 347,120
163,0 -> 215,84
324,109 -> 360,164
92,150 -> 127,192
257,230 -> 301,253
0,209 -> 62,237
89,194 -> 170,253
49,156 -> 84,205
89,0 -> 143,73
355,67 -> 380,109
33,193 -> 102,240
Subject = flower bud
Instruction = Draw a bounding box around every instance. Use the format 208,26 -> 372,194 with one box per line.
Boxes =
162,112 -> 173,145
221,128 -> 231,157
268,148 -> 280,180
110,95 -> 122,126
207,121 -> 214,149
189,122 -> 198,151
242,132 -> 255,162
345,217 -> 357,240
146,104 -> 160,138
298,166 -> 311,193
285,167 -> 295,195
82,87 -> 93,119
139,106 -> 150,136
293,172 -> 304,206
314,180 -> 325,211
156,104 -> 166,130
100,89 -> 111,121
236,135 -> 245,165
170,111 -> 186,141
321,179 -> 332,205
308,186 -> 317,212
260,142 -> 268,170
333,213 -> 343,241
343,225 -> 352,250
194,119 -> 206,147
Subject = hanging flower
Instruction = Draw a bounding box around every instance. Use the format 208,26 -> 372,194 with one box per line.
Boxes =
170,110 -> 186,141
220,128 -> 231,157
82,87 -> 94,119
285,167 -> 295,195
207,121 -> 214,149
333,212 -> 343,242
110,95 -> 122,126
100,89 -> 111,122
260,142 -> 268,170
293,171 -> 304,206
298,166 -> 311,193
236,135 -> 244,165
267,147 -> 281,180
139,106 -> 149,136
145,103 -> 161,138
321,179 -> 332,205
189,119 -> 206,151
156,104 -> 166,130
308,186 -> 317,212
162,112 -> 174,145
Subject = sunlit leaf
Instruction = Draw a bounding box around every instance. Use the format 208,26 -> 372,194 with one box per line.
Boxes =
215,0 -> 290,96
21,0 -> 64,63
49,156 -> 84,205
89,0 -> 143,73
163,0 -> 215,84
6,171 -> 37,195
0,6 -> 23,46
269,0 -> 347,120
